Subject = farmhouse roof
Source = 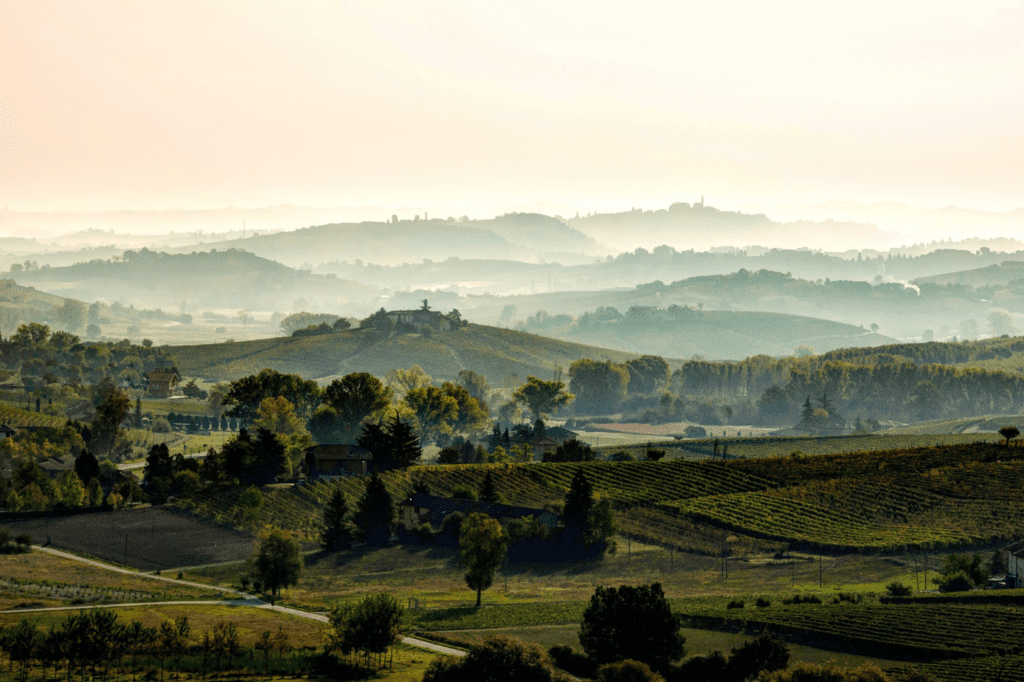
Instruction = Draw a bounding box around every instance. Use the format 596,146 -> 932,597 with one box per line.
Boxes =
399,493 -> 559,526
146,367 -> 180,381
544,426 -> 577,443
0,423 -> 17,437
303,444 -> 373,460
528,435 -> 559,448
38,457 -> 73,473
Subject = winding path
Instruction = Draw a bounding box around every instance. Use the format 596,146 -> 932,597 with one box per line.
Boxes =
16,546 -> 465,658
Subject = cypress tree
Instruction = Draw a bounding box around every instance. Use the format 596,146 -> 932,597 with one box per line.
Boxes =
320,487 -> 352,551
353,473 -> 395,547
480,471 -> 499,503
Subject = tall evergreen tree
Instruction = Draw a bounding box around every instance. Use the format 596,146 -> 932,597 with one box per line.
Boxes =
320,487 -> 352,551
563,468 -> 594,541
353,473 -> 395,547
479,471 -> 499,503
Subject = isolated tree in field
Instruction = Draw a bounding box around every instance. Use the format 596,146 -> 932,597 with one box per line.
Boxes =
328,593 -> 407,669
1000,426 -> 1020,447
251,529 -> 302,597
321,373 -> 394,441
512,376 -> 574,421
353,472 -> 395,547
460,512 -> 508,607
320,487 -> 353,551
404,386 -> 458,443
579,583 -> 685,672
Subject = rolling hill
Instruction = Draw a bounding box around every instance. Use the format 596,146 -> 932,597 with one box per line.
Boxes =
166,213 -> 609,268
7,248 -> 378,311
167,323 -> 644,385
914,260 -> 1024,287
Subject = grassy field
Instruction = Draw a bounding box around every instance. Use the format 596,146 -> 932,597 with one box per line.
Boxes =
167,323 -> 641,385
188,539 -> 918,614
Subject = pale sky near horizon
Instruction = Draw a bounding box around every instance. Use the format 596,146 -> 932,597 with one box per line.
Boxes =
1,1 -> 1022,216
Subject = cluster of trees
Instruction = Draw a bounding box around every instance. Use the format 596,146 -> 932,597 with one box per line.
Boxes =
0,610 -> 297,681
224,367 -> 490,451
279,311 -> 351,336
660,345 -> 1024,426
0,323 -> 176,392
0,421 -> 143,512
326,593 -> 406,670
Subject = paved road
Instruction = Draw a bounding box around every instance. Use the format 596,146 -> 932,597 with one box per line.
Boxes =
20,546 -> 465,658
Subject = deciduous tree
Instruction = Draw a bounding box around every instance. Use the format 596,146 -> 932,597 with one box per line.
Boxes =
579,583 -> 684,672
251,530 -> 302,596
460,512 -> 508,607
512,376 -> 574,421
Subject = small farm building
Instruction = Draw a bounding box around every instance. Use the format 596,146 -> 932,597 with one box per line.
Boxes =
303,444 -> 373,480
145,368 -> 180,398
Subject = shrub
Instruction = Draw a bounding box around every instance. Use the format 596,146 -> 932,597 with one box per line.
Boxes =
936,570 -> 974,593
725,634 -> 790,682
549,645 -> 597,678
14,534 -> 32,549
451,485 -> 478,501
151,417 -> 172,433
755,597 -> 771,608
597,659 -> 666,682
726,600 -> 745,609
885,581 -> 913,597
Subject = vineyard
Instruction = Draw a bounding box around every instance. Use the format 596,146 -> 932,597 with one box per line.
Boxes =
0,404 -> 66,429
177,441 -> 1024,556
663,491 -> 981,551
634,432 -> 1001,461
679,601 -> 1024,660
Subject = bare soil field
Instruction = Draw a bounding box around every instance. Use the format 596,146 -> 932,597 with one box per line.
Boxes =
1,507 -> 259,571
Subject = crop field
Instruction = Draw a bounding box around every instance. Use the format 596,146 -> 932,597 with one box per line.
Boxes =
679,602 -> 1024,660
878,415 -> 1013,435
0,507 -> 259,570
0,403 -> 67,428
0,550 -> 219,610
648,432 -> 1001,461
180,442 -> 1024,558
663,491 -> 974,551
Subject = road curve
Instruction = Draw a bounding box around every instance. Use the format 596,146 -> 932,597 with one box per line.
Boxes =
22,546 -> 465,657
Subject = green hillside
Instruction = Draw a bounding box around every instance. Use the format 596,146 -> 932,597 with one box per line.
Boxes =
8,248 -> 378,311
552,309 -> 895,359
167,323 -> 644,384
914,260 -> 1024,287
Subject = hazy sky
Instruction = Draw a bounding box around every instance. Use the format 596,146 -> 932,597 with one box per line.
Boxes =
2,1 -> 1022,215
